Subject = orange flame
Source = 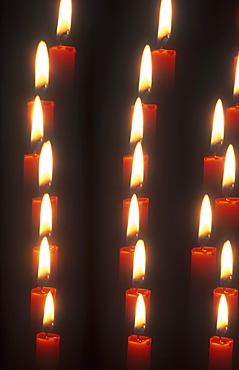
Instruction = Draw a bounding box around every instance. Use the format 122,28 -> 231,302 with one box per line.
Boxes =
216,294 -> 228,336
43,291 -> 54,331
133,240 -> 146,287
210,99 -> 224,154
134,293 -> 146,335
38,141 -> 53,189
138,45 -> 152,95
198,194 -> 212,245
220,240 -> 233,285
126,194 -> 139,242
130,98 -> 144,149
35,41 -> 49,91
157,0 -> 172,46
39,194 -> 52,238
38,237 -> 51,285
31,96 -> 44,148
233,55 -> 239,102
57,0 -> 72,42
130,142 -> 144,192
222,144 -> 235,195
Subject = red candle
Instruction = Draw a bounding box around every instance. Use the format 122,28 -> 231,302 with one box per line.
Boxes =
32,195 -> 58,239
123,197 -> 149,240
123,150 -> 148,197
214,197 -> 239,244
208,336 -> 234,370
125,288 -> 151,334
27,100 -> 55,137
24,153 -> 39,190
225,55 -> 239,145
119,246 -> 135,290
30,287 -> 57,332
36,332 -> 60,370
127,335 -> 152,370
213,287 -> 238,335
32,244 -> 59,287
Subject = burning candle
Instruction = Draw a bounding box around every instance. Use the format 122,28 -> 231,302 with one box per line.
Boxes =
191,194 -> 216,287
123,152 -> 149,197
36,292 -> 60,370
127,294 -> 152,369
123,195 -> 149,243
208,294 -> 234,370
38,141 -> 53,194
130,98 -> 144,151
204,99 -> 225,199
32,194 -> 58,241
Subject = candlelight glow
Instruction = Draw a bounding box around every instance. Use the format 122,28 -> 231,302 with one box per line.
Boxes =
38,237 -> 51,286
233,55 -> 239,103
134,293 -> 146,336
35,41 -> 49,93
31,96 -> 44,150
198,194 -> 212,245
43,291 -> 54,332
210,99 -> 224,154
130,98 -> 144,149
130,142 -> 144,193
157,0 -> 172,46
57,0 -> 72,43
126,194 -> 139,243
220,240 -> 233,286
133,240 -> 146,288
216,294 -> 228,336
138,45 -> 152,96
39,141 -> 53,191
39,194 -> 52,238
222,144 -> 235,195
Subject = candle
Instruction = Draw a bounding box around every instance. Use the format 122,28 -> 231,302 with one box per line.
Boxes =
27,101 -> 55,138
208,295 -> 234,370
119,246 -> 135,289
30,287 -> 57,333
130,97 -> 144,151
36,292 -> 60,370
123,153 -> 148,196
125,288 -> 151,335
204,99 -> 225,199
123,196 -> 149,242
38,140 -> 53,194
127,294 -> 152,369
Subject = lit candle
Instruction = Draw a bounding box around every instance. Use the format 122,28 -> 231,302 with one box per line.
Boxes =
130,97 -> 144,151
123,195 -> 149,242
127,294 -> 152,369
191,194 -> 216,287
208,294 -> 234,370
36,292 -> 60,370
204,99 -> 225,199
123,152 -> 149,197
38,141 -> 53,194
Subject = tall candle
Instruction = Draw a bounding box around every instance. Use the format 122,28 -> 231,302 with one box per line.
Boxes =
123,197 -> 149,241
125,288 -> 151,335
30,287 -> 57,333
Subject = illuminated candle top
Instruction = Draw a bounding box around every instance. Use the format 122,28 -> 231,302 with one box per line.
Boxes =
38,237 -> 51,287
157,0 -> 172,48
39,141 -> 53,194
138,45 -> 152,100
210,99 -> 224,155
56,0 -> 72,44
35,41 -> 49,96
233,54 -> 239,104
134,293 -> 146,336
126,194 -> 140,245
130,98 -> 144,151
31,96 -> 44,153
220,240 -> 233,287
130,142 -> 144,195
43,291 -> 55,333
198,194 -> 212,246
222,144 -> 235,197
40,193 -> 53,239
133,240 -> 146,288
216,294 -> 228,337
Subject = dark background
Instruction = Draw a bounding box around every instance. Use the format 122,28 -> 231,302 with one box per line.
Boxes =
1,0 -> 239,369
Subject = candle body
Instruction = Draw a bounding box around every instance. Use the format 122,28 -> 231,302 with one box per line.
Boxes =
123,198 -> 149,240
119,246 -> 135,291
214,197 -> 239,245
125,288 -> 151,334
127,334 -> 152,370
225,106 -> 239,144
208,336 -> 234,370
30,287 -> 57,333
27,100 -> 55,138
32,245 -> 59,287
191,246 -> 217,288
123,154 -> 149,196
36,332 -> 60,370
24,153 -> 39,191
203,156 -> 224,199
32,196 -> 58,241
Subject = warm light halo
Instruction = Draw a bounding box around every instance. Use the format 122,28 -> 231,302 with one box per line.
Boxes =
35,41 -> 49,92
138,45 -> 152,95
39,141 -> 53,191
233,54 -> 239,103
134,293 -> 146,336
198,194 -> 212,246
126,194 -> 140,243
43,291 -> 54,332
210,99 -> 224,154
39,193 -> 52,238
38,237 -> 51,286
130,98 -> 144,150
130,142 -> 144,193
216,294 -> 228,336
222,144 -> 236,196
133,239 -> 146,288
57,0 -> 72,43
220,240 -> 233,286
157,0 -> 172,46
31,96 -> 44,150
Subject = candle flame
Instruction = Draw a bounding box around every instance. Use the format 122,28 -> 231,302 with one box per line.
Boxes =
157,0 -> 172,47
134,293 -> 146,336
126,194 -> 140,244
31,96 -> 44,151
39,193 -> 52,239
57,0 -> 72,44
138,45 -> 152,97
233,55 -> 239,104
35,41 -> 49,94
220,240 -> 233,286
210,99 -> 224,154
130,98 -> 144,150
43,291 -> 54,333
222,144 -> 236,196
130,142 -> 144,194
198,194 -> 212,246
39,141 -> 53,192
133,240 -> 146,288
38,237 -> 51,286
216,294 -> 228,337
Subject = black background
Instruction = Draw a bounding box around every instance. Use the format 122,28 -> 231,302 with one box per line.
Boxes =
1,0 -> 239,369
